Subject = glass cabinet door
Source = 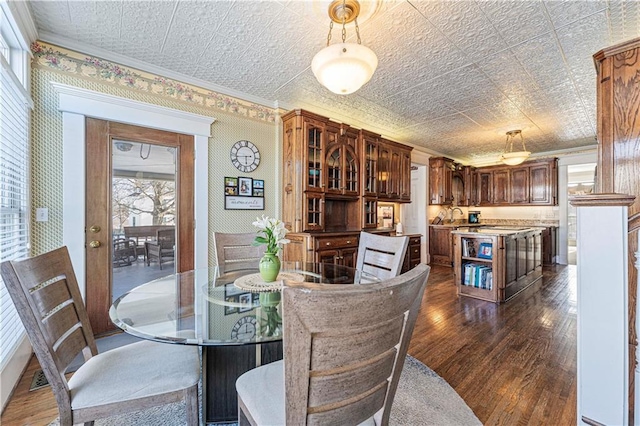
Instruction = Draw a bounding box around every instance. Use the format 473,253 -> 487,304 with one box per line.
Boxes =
304,120 -> 324,192
304,193 -> 324,231
343,146 -> 359,196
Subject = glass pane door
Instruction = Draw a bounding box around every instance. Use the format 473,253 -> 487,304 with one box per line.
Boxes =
111,140 -> 177,301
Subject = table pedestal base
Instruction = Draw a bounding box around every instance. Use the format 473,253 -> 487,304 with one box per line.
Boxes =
203,341 -> 283,424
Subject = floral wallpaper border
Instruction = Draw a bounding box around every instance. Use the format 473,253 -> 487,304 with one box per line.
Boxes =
31,41 -> 278,123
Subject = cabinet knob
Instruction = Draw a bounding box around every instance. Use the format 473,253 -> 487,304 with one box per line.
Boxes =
346,240 -> 351,244
326,242 -> 331,246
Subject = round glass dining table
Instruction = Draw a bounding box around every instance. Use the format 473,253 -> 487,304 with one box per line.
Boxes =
109,262 -> 380,424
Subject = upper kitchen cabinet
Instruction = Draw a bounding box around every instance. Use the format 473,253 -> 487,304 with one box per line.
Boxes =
361,130 -> 379,197
429,157 -> 474,206
473,158 -> 558,206
325,123 -> 360,198
491,168 -> 511,205
378,139 -> 413,202
529,159 -> 557,205
429,157 -> 455,205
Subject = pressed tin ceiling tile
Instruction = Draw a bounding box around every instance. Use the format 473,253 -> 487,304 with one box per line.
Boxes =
29,0 -> 640,164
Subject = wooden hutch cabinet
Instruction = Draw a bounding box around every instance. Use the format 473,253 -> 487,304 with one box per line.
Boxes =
282,109 -> 415,267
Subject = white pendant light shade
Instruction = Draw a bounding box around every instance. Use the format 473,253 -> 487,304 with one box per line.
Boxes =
500,151 -> 531,166
500,130 -> 531,165
312,43 -> 378,95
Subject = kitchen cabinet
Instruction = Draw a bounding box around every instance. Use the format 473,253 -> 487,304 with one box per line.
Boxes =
361,130 -> 378,197
429,157 -> 454,205
362,198 -> 377,229
429,225 -> 454,267
542,226 -> 558,265
472,158 -> 558,206
402,235 -> 422,273
476,171 -> 493,206
452,227 -> 543,303
529,160 -> 557,205
378,139 -> 412,202
325,123 -> 360,198
400,149 -> 412,201
510,167 -> 530,204
492,169 -> 510,205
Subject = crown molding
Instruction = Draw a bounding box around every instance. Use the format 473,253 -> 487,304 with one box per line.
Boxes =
1,1 -> 38,50
39,31 -> 280,111
51,82 -> 215,137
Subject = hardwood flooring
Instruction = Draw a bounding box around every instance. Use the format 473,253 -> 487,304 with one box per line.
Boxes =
409,264 -> 577,425
1,264 -> 576,425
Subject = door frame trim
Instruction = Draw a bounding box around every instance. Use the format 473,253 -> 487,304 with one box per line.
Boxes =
53,83 -> 214,298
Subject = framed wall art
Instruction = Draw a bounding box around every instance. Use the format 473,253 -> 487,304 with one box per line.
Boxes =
224,176 -> 265,210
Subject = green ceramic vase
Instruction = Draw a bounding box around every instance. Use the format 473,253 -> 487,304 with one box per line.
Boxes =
259,252 -> 281,283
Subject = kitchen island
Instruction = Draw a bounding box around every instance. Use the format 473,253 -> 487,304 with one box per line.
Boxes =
451,226 -> 543,303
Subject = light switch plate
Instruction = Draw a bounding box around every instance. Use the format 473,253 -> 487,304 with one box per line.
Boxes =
36,208 -> 48,222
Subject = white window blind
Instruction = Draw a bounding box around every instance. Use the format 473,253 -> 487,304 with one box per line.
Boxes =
0,52 -> 30,366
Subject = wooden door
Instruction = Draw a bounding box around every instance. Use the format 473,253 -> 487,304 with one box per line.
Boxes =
85,118 -> 194,335
341,247 -> 357,268
302,118 -> 325,193
361,131 -> 378,196
399,149 -> 412,201
316,249 -> 338,265
510,167 -> 530,204
492,169 -> 510,204
530,163 -> 552,204
477,171 -> 493,205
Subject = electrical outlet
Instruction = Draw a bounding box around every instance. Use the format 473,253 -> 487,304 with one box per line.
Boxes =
36,208 -> 48,222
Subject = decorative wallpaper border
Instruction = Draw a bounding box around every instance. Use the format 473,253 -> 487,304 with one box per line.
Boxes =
31,41 -> 278,123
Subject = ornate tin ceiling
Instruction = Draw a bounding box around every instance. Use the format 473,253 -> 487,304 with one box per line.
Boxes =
29,0 -> 640,165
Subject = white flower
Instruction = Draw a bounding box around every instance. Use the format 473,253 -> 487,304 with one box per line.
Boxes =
253,216 -> 290,254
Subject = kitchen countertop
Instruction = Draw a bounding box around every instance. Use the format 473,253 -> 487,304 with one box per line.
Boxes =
451,226 -> 543,236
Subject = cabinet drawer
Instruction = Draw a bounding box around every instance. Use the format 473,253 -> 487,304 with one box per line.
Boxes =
408,236 -> 421,246
408,245 -> 421,261
315,235 -> 359,250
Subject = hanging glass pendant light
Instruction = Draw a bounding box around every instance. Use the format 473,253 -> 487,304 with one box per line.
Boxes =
500,130 -> 531,166
311,0 -> 378,95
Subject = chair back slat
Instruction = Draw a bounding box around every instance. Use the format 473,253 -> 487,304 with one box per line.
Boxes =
310,317 -> 403,370
41,302 -> 83,348
54,326 -> 91,372
308,348 -> 396,407
356,232 -> 409,280
283,264 -> 430,426
30,276 -> 72,317
214,232 -> 266,272
306,384 -> 388,426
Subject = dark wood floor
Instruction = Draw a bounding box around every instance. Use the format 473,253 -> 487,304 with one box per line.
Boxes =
1,264 -> 576,425
409,264 -> 577,425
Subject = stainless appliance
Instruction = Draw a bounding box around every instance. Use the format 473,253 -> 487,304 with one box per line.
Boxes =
468,211 -> 481,224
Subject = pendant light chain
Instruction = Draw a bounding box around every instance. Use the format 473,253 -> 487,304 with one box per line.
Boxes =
354,18 -> 362,44
326,21 -> 334,46
341,0 -> 347,43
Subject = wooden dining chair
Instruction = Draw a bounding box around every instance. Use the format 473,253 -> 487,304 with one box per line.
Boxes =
214,232 -> 266,272
0,246 -> 200,426
356,231 -> 409,280
236,264 -> 431,426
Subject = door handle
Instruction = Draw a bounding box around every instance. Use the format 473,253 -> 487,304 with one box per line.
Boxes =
89,240 -> 101,248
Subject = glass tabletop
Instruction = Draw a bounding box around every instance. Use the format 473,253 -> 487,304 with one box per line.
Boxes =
109,262 -> 380,346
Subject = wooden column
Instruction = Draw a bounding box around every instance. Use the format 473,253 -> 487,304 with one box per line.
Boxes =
594,37 -> 640,423
571,194 -> 635,426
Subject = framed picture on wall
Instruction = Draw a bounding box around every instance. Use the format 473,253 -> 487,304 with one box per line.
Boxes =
238,177 -> 252,196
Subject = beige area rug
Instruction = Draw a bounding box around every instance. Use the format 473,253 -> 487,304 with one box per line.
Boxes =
49,356 -> 481,425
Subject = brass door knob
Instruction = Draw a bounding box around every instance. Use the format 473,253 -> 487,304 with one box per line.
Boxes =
89,225 -> 101,233
89,240 -> 101,248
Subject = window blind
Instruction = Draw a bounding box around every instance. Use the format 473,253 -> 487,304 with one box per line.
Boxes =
0,52 -> 30,366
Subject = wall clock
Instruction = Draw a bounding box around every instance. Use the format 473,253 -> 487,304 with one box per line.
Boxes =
230,316 -> 257,340
230,140 -> 260,173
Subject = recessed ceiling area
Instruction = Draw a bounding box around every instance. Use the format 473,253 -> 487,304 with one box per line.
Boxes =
29,0 -> 640,165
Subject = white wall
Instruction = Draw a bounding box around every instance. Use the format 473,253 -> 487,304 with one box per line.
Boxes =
0,335 -> 31,410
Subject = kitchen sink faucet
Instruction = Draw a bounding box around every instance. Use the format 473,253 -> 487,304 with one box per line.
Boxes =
449,207 -> 463,223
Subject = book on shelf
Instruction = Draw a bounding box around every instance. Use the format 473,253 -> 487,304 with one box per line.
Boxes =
462,239 -> 476,258
462,263 -> 493,290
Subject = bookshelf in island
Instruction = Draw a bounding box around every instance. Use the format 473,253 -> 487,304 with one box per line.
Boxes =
451,227 -> 543,303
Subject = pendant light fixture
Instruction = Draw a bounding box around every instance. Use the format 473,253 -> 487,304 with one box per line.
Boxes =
500,130 -> 531,166
311,0 -> 378,95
